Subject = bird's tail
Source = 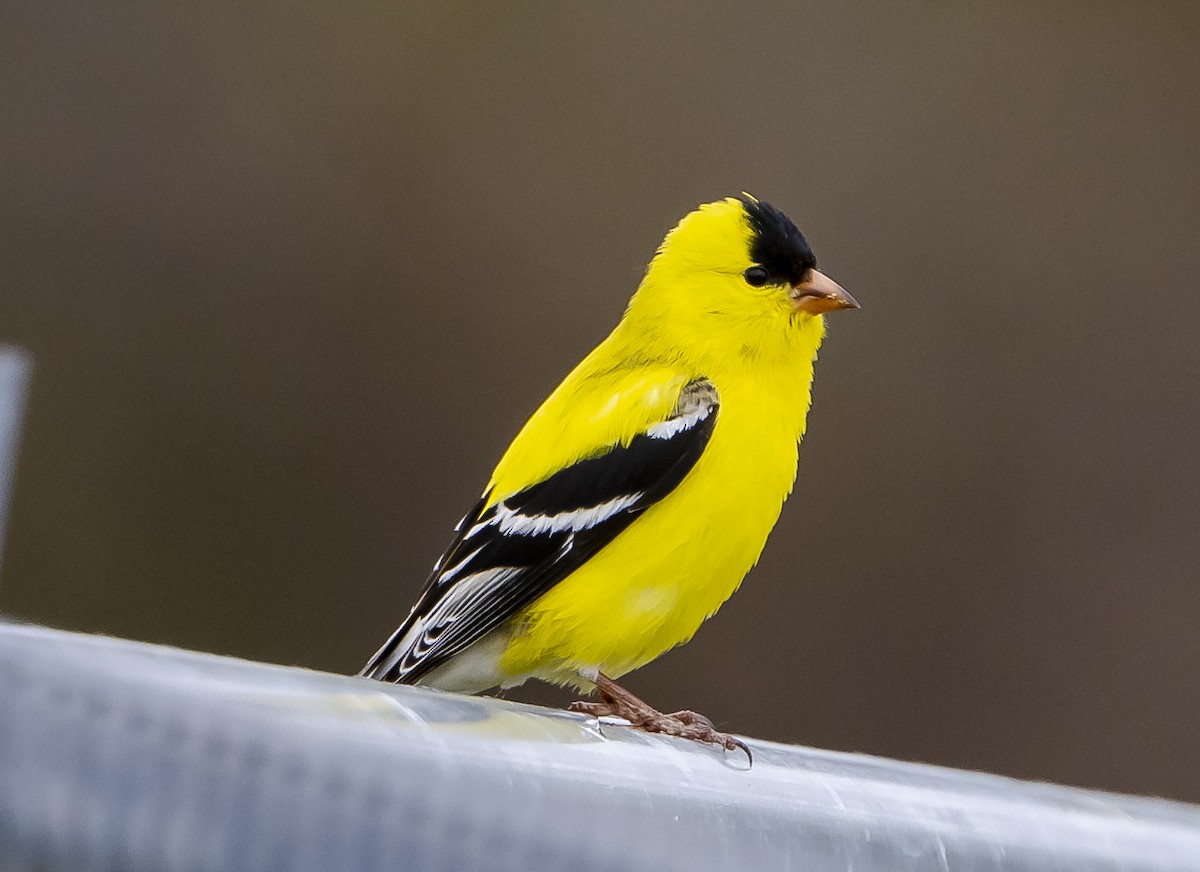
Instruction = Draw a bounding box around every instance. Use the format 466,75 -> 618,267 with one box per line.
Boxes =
358,618 -> 420,683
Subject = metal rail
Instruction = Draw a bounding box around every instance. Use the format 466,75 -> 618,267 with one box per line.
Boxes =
0,347 -> 32,576
1,622 -> 1198,871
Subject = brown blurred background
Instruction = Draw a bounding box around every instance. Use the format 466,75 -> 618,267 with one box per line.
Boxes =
2,2 -> 1199,801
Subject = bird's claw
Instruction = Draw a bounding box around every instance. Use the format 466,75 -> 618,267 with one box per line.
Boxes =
643,711 -> 753,766
570,692 -> 752,766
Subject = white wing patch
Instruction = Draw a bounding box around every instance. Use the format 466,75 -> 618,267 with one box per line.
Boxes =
645,403 -> 715,440
493,493 -> 645,536
460,491 -> 646,542
438,545 -> 485,583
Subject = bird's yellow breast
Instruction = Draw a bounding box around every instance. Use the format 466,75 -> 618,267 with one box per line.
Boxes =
498,317 -> 823,687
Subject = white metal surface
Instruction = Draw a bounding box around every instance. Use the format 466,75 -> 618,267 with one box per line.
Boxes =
0,347 -> 31,575
0,622 -> 1197,872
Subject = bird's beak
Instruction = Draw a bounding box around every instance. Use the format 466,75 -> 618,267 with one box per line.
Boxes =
791,270 -> 859,315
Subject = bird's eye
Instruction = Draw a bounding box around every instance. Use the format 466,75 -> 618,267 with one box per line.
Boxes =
743,266 -> 770,287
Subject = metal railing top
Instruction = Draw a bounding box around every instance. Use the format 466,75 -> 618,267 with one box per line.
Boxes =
1,621 -> 1197,872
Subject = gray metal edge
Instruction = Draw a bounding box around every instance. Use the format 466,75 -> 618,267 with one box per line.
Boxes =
0,348 -> 32,577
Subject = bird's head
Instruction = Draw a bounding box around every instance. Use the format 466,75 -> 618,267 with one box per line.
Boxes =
623,195 -> 857,367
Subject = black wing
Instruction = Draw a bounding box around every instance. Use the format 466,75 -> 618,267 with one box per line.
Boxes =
361,378 -> 719,685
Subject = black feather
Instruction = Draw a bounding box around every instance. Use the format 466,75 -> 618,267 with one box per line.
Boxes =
737,195 -> 816,287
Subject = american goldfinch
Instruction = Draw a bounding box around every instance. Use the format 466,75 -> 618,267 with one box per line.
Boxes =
362,195 -> 857,756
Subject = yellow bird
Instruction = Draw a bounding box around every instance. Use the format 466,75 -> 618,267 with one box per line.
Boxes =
362,195 -> 857,756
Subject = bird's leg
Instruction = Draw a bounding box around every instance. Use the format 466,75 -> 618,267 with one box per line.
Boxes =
569,673 -> 752,764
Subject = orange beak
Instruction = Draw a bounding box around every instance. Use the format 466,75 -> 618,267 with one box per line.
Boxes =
791,270 -> 859,315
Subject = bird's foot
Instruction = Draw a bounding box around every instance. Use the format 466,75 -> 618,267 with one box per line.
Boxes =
569,674 -> 752,765
639,709 -> 752,762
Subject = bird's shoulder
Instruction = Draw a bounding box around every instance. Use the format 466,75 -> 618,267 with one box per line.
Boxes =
487,360 -> 713,506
